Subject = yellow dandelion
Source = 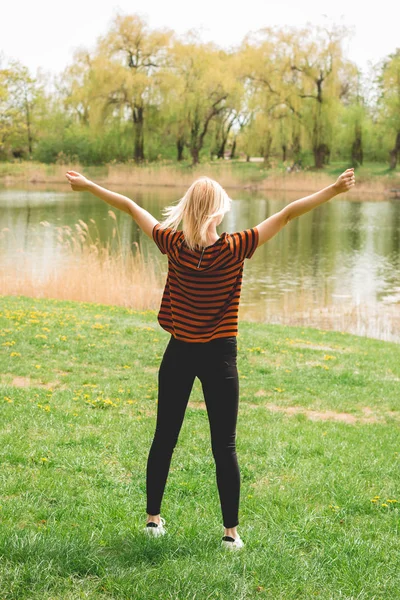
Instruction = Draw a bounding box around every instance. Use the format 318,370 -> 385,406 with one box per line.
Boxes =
10,352 -> 21,357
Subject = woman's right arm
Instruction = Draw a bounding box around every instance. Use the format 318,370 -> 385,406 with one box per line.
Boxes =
255,168 -> 356,248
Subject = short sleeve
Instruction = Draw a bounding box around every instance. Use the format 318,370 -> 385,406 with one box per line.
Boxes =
227,227 -> 259,261
152,223 -> 182,255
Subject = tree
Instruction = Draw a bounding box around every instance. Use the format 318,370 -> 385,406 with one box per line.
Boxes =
376,49 -> 400,169
286,24 -> 352,168
166,36 -> 238,165
96,13 -> 173,162
238,29 -> 291,166
0,58 -> 43,158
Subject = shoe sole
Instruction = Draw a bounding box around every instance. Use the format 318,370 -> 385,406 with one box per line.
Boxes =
144,527 -> 166,537
221,541 -> 244,550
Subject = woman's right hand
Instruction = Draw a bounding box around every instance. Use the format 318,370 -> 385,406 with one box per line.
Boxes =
333,168 -> 356,194
65,170 -> 91,191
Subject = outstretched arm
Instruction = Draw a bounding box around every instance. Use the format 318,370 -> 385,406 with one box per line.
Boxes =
65,170 -> 158,239
255,168 -> 356,247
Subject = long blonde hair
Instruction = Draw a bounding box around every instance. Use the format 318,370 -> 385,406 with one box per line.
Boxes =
158,177 -> 232,251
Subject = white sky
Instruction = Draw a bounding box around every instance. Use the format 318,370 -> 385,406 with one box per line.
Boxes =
1,0 -> 398,80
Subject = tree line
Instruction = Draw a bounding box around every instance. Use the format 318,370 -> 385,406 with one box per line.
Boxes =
1,14 -> 399,169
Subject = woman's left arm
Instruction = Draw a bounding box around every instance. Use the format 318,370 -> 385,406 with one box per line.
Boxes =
65,170 -> 158,239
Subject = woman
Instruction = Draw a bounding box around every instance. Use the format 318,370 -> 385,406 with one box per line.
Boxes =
66,167 -> 355,550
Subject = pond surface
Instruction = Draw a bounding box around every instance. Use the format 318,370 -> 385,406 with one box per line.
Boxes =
1,184 -> 399,343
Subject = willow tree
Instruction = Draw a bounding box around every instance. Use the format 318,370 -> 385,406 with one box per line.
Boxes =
96,13 -> 173,162
60,48 -> 126,136
286,24 -> 352,168
376,49 -> 400,169
166,36 -> 238,165
0,58 -> 42,158
238,28 -> 303,166
210,50 -> 246,160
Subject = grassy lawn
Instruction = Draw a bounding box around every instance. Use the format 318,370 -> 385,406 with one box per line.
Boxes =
1,294 -> 399,599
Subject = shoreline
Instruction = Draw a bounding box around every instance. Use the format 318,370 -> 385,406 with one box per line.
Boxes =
0,161 -> 399,197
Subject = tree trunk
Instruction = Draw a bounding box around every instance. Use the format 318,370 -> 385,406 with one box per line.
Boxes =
25,95 -> 33,156
313,143 -> 330,169
389,131 -> 400,170
282,144 -> 287,162
133,106 -> 145,163
191,146 -> 200,165
351,123 -> 363,166
230,138 -> 237,160
292,133 -> 301,161
177,137 -> 185,161
217,117 -> 234,159
262,133 -> 273,167
217,137 -> 227,159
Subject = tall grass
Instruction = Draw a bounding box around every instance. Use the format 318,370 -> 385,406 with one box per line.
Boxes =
0,211 -> 162,310
0,160 -> 398,195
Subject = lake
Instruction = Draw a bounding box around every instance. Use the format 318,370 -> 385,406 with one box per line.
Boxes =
1,184 -> 399,343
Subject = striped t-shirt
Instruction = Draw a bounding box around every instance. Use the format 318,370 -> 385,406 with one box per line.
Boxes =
152,223 -> 259,342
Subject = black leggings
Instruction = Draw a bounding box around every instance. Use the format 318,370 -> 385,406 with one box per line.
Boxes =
146,334 -> 240,528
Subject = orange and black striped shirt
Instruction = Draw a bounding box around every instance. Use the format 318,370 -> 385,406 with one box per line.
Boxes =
152,223 -> 259,342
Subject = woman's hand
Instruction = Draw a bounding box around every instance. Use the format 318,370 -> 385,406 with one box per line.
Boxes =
333,168 -> 356,194
65,170 -> 91,191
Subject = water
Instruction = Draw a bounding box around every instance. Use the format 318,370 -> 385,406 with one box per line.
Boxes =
1,184 -> 399,343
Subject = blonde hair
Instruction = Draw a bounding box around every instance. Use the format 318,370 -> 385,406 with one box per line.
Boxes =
158,176 -> 232,252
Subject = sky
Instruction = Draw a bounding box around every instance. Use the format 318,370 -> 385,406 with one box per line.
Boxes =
1,0 -> 398,81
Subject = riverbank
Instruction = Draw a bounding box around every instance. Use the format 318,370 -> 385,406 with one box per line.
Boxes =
1,160 -> 399,197
1,294 -> 399,598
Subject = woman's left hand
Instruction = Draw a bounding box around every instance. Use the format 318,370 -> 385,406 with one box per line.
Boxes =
65,170 -> 91,191
333,168 -> 356,194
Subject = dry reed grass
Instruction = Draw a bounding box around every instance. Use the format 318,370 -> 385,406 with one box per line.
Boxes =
1,161 -> 397,197
0,211 -> 163,310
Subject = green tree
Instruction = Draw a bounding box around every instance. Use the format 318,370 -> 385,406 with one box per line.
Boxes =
376,49 -> 400,169
97,13 -> 173,162
286,24 -> 353,168
0,57 -> 43,158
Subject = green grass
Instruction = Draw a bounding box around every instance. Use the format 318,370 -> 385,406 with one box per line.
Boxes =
1,294 -> 399,599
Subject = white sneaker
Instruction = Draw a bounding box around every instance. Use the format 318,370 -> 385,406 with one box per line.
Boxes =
144,516 -> 166,537
221,533 -> 244,550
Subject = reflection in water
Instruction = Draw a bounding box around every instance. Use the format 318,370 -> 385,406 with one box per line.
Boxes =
0,184 -> 399,343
